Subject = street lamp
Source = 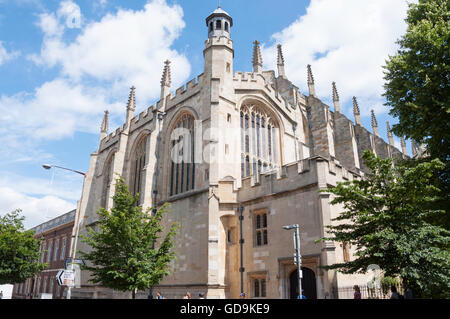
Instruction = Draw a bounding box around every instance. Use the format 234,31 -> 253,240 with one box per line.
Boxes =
283,224 -> 303,299
42,164 -> 85,176
42,164 -> 86,299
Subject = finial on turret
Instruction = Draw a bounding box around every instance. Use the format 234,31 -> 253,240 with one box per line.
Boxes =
371,110 -> 379,136
99,110 -> 109,144
332,82 -> 340,113
125,86 -> 136,126
161,60 -> 172,88
401,137 -> 408,154
101,110 -> 109,133
277,44 -> 286,78
252,40 -> 262,73
386,121 -> 394,146
127,86 -> 136,111
353,96 -> 361,125
307,65 -> 316,97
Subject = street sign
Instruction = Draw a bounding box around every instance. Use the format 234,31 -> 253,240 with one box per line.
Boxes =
64,257 -> 85,269
56,269 -> 75,287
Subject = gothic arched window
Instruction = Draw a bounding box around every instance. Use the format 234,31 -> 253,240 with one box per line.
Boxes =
169,113 -> 195,196
240,103 -> 280,177
130,135 -> 148,204
101,153 -> 114,208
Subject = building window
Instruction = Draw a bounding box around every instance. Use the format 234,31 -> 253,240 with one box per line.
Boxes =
60,237 -> 66,260
169,113 -> 195,196
43,276 -> 48,293
209,22 -> 213,32
254,210 -> 268,246
101,153 -> 115,208
36,277 -> 41,295
240,104 -> 280,178
227,228 -> 235,244
224,21 -> 229,32
216,19 -> 222,29
49,278 -> 54,296
130,135 -> 148,204
40,242 -> 46,263
53,238 -> 59,261
253,278 -> 267,298
47,241 -> 53,263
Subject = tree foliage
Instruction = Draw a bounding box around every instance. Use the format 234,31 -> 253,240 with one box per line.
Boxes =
0,209 -> 47,284
383,0 -> 449,161
319,151 -> 450,298
79,176 -> 179,299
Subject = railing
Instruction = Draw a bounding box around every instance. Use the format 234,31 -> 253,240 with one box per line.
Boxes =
333,284 -> 405,299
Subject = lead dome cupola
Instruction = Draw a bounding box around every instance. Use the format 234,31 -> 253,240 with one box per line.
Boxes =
206,6 -> 233,38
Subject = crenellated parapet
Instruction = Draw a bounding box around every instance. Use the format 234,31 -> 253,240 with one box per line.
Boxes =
164,73 -> 204,113
99,123 -> 126,152
237,156 -> 361,203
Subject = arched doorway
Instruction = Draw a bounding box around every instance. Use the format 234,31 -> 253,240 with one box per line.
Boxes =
289,267 -> 317,299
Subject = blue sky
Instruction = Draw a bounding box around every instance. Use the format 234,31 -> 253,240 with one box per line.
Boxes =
0,0 -> 413,229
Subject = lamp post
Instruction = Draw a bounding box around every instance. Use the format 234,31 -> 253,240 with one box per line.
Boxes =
283,224 -> 302,299
42,164 -> 85,299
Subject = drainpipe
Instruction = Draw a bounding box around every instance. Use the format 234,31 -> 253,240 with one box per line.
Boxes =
238,205 -> 245,296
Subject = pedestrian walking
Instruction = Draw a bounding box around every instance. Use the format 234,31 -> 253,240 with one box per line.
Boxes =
199,292 -> 205,299
183,292 -> 191,299
0,291 -> 3,299
353,285 -> 361,299
390,286 -> 400,299
156,291 -> 164,299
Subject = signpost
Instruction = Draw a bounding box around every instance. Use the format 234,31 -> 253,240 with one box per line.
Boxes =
56,269 -> 75,287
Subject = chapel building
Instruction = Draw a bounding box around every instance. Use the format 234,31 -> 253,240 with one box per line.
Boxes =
72,6 -> 408,299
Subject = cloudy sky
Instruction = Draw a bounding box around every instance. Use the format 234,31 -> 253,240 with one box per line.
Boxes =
0,0 -> 413,229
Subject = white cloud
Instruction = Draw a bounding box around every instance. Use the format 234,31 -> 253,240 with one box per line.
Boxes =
0,169 -> 82,229
0,187 -> 76,229
261,0 -> 412,113
58,0 -> 82,29
33,0 -> 190,102
1,0 -> 190,164
0,78 -> 122,141
0,170 -> 83,202
0,41 -> 19,65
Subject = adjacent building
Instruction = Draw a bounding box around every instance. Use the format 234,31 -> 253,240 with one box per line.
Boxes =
12,210 -> 75,299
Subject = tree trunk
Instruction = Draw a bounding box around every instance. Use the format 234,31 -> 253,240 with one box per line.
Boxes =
132,288 -> 137,299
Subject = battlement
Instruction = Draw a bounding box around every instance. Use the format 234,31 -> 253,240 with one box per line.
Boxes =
129,104 -> 156,132
100,123 -> 126,151
237,156 -> 361,203
165,73 -> 204,112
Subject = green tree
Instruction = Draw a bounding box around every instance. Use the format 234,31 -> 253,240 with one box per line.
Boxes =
0,209 -> 47,284
383,0 -> 449,161
319,151 -> 450,298
79,176 -> 179,299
